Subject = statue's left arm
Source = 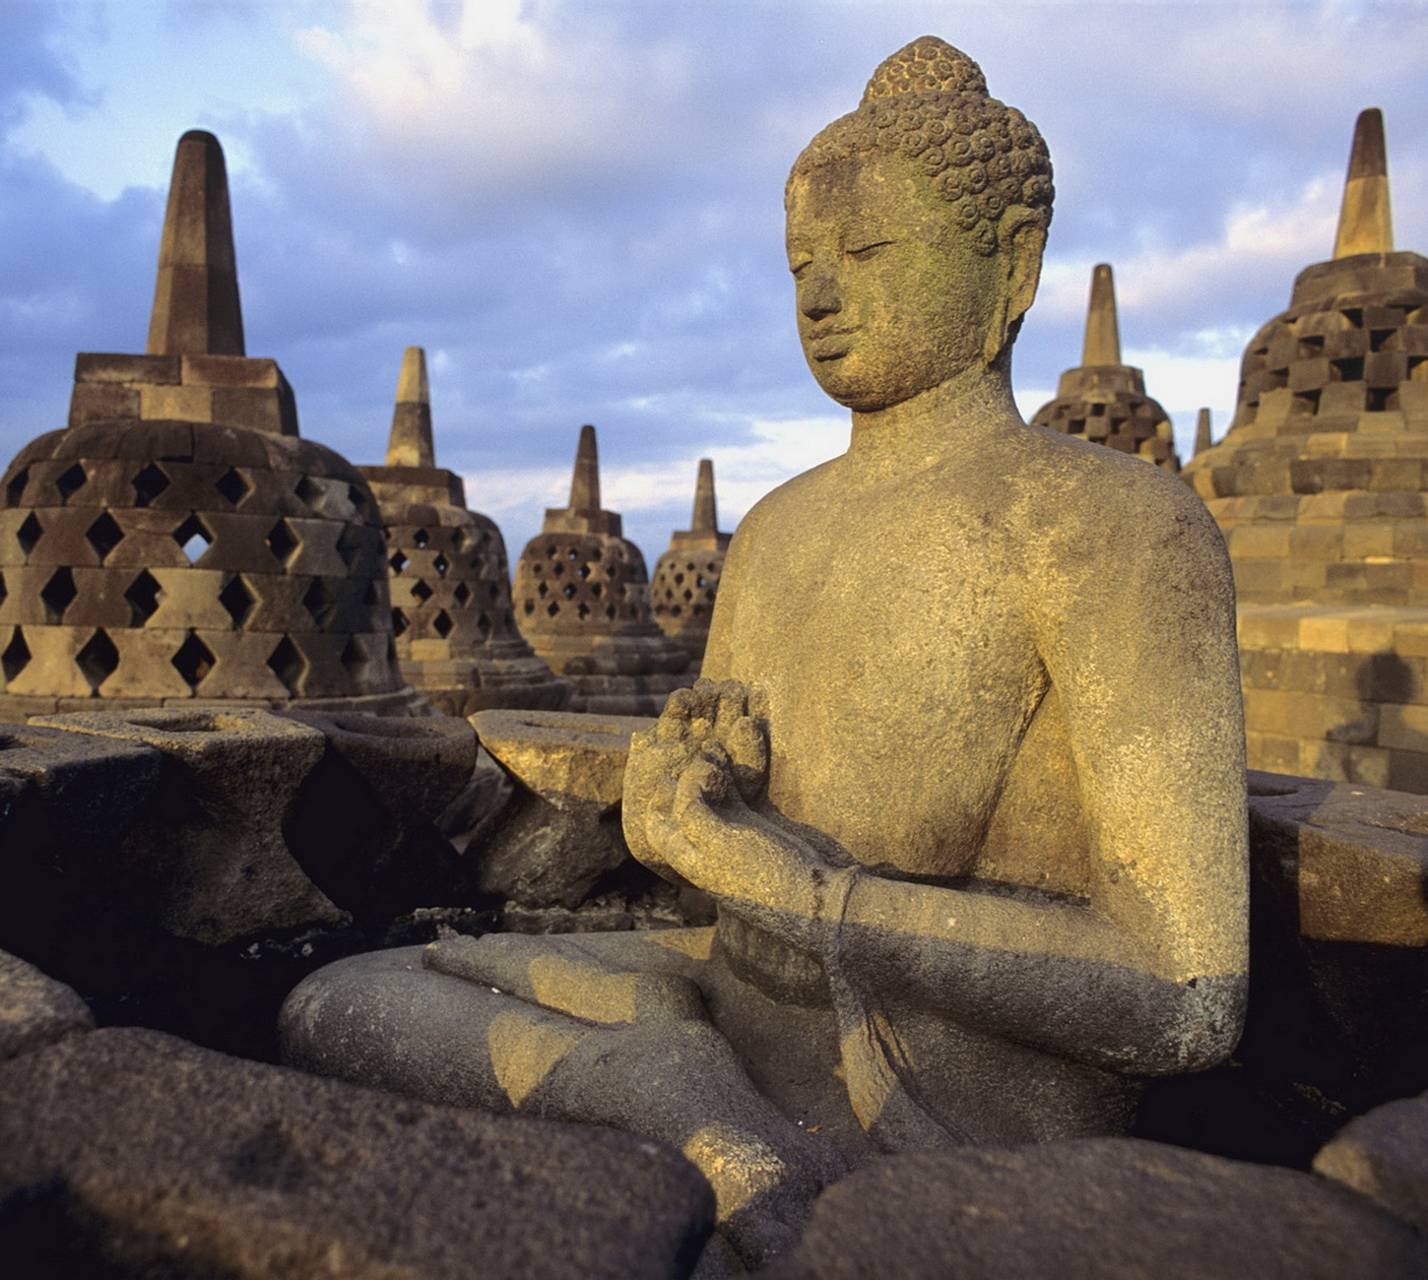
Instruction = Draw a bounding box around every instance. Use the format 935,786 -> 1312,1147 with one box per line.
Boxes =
827,482 -> 1249,1076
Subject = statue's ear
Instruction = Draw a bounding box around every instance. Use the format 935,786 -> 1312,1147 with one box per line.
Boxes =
983,209 -> 1045,365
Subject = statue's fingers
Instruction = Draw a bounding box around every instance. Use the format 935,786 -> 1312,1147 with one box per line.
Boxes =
725,715 -> 769,798
714,680 -> 749,728
655,689 -> 697,741
676,752 -> 733,817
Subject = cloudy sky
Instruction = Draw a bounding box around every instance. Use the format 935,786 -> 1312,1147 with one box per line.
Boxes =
3,1 -> 1427,562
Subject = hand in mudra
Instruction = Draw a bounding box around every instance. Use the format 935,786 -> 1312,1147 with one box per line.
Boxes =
624,678 -> 852,951
624,678 -> 770,885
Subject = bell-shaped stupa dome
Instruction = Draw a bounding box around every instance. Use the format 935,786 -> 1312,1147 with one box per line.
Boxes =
359,347 -> 568,716
650,458 -> 731,669
0,131 -> 419,717
513,425 -> 689,714
1030,264 -> 1179,470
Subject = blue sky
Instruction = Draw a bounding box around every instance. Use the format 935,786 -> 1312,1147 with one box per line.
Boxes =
3,1 -> 1427,563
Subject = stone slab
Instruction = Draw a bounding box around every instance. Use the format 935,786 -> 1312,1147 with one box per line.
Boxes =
0,949 -> 92,1062
0,1027 -> 713,1278
1315,1093 -> 1428,1233
770,1138 -> 1428,1279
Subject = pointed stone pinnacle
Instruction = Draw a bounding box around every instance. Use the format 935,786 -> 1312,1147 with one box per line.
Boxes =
146,130 -> 245,357
386,347 -> 435,468
1334,108 -> 1394,258
569,424 -> 601,512
1081,263 -> 1122,367
1194,408 -> 1213,457
691,459 -> 717,533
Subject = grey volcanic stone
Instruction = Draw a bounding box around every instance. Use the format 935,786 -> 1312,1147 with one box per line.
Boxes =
1316,1094 -> 1428,1233
0,1027 -> 714,1279
769,1138 -> 1428,1280
0,949 -> 92,1061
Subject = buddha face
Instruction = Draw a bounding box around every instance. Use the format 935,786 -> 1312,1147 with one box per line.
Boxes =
786,150 -> 1004,413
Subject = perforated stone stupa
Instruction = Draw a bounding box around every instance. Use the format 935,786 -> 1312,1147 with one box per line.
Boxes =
513,425 -> 688,714
0,130 -> 418,718
358,348 -> 567,716
650,458 -> 732,669
1184,109 -> 1428,790
1031,263 -> 1179,469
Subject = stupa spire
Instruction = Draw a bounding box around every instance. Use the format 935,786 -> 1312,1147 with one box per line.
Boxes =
1194,408 -> 1213,457
691,459 -> 717,533
146,130 -> 245,357
1081,263 -> 1121,366
569,424 -> 601,512
1334,108 -> 1393,259
386,346 -> 435,468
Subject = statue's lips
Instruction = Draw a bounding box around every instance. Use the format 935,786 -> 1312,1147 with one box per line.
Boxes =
807,327 -> 857,361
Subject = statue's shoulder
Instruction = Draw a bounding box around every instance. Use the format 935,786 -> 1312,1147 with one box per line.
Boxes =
1008,426 -> 1229,584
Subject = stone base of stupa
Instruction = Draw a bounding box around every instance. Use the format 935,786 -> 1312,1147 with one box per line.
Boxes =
525,629 -> 691,717
1239,602 -> 1428,792
0,683 -> 431,725
398,646 -> 571,719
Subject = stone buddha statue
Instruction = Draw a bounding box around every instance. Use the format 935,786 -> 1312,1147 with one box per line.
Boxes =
282,37 -> 1248,1268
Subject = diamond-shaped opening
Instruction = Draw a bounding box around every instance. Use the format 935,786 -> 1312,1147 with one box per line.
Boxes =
488,582 -> 501,600
266,519 -> 299,565
5,469 -> 29,508
577,602 -> 590,620
173,514 -> 213,565
76,628 -> 119,692
562,583 -> 577,600
125,570 -> 162,626
413,529 -> 429,549
591,583 -> 602,599
218,574 -> 255,628
552,562 -> 564,577
340,635 -> 365,682
433,552 -> 449,578
56,463 -> 87,503
133,464 -> 171,508
546,601 -> 560,617
411,579 -> 433,604
392,608 -> 409,637
266,635 -> 305,696
567,548 -> 580,561
40,568 -> 77,623
302,578 -> 335,627
17,512 -> 43,555
215,468 -> 250,507
295,475 -> 323,508
390,550 -> 409,574
537,582 -> 549,598
476,612 -> 492,639
604,604 -> 616,619
348,485 -> 368,514
578,564 -> 591,579
453,582 -> 471,605
336,526 -> 364,571
523,601 -> 535,616
84,511 -> 123,561
172,631 -> 216,690
432,610 -> 453,638
2,627 -> 31,683
451,528 -> 469,552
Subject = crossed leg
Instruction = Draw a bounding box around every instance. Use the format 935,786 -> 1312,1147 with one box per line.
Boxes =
280,928 -> 847,1268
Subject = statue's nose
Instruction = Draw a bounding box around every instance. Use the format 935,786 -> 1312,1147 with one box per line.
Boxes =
800,271 -> 841,321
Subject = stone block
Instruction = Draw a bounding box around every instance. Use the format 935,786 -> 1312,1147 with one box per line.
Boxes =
0,949 -> 92,1062
139,383 -> 214,422
0,1028 -> 713,1279
181,354 -> 281,389
32,707 -> 339,945
67,382 -> 142,429
1377,703 -> 1428,753
73,353 -> 182,386
1296,612 -> 1351,653
1315,1094 -> 1428,1234
774,1139 -> 1428,1280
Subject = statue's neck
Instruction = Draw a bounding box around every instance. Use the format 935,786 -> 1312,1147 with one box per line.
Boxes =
846,362 -> 1021,478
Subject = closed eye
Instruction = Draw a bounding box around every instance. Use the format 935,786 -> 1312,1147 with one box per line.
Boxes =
788,257 -> 813,277
847,240 -> 894,260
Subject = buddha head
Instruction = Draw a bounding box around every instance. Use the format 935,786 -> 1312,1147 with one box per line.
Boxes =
786,37 -> 1054,412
